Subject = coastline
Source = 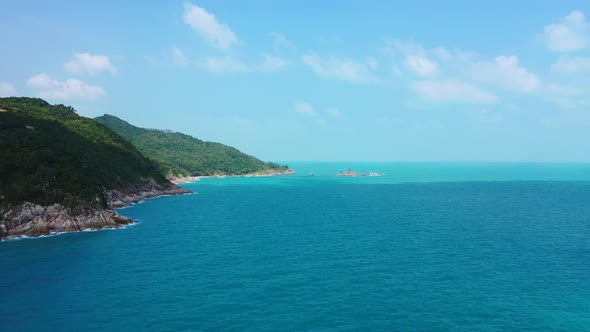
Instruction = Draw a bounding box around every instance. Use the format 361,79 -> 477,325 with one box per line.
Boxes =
170,168 -> 295,184
0,184 -> 191,241
1,169 -> 294,241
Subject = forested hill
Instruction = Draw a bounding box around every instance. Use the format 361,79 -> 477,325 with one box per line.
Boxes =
0,97 -> 172,209
94,114 -> 289,177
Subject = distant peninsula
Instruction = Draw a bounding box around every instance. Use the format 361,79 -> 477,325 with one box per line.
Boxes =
94,114 -> 293,182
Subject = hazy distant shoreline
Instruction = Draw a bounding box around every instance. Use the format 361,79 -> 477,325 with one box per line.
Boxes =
170,169 -> 295,184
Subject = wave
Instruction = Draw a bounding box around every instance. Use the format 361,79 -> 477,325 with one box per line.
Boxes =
0,221 -> 139,242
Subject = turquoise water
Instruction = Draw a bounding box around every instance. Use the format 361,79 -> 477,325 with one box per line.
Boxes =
2,163 -> 590,331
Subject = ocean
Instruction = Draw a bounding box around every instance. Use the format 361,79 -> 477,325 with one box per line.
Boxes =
2,163 -> 590,331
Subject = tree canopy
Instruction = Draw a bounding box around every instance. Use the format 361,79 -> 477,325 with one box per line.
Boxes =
0,97 -> 170,209
94,114 -> 289,177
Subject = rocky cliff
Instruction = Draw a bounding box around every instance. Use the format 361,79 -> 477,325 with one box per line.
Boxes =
1,203 -> 133,239
0,185 -> 190,240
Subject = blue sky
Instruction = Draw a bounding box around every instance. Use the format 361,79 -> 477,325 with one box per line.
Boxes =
2,1 -> 590,162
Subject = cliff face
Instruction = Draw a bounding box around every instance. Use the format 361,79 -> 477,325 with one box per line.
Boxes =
106,182 -> 191,208
0,185 -> 191,240
1,203 -> 133,239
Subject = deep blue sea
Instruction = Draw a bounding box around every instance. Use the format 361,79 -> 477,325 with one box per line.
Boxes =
2,163 -> 590,331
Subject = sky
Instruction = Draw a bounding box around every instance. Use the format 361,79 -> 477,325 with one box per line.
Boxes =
2,1 -> 590,162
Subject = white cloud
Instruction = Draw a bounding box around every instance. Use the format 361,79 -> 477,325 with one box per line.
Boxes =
543,10 -> 589,52
294,101 -> 315,116
27,73 -> 105,100
258,55 -> 288,72
64,53 -> 117,75
366,57 -> 378,70
204,55 -> 287,73
405,55 -> 438,76
432,47 -> 452,60
301,53 -> 379,83
183,2 -> 238,50
270,32 -> 294,49
551,56 -> 590,74
413,79 -> 499,104
0,82 -> 17,97
545,83 -> 585,96
326,108 -> 342,119
469,56 -> 540,92
172,47 -> 189,66
27,74 -> 60,89
383,38 -> 426,56
384,38 -> 477,62
205,57 -> 248,72
545,83 -> 589,109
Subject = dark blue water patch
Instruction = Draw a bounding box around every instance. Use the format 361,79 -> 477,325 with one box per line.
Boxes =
1,181 -> 590,331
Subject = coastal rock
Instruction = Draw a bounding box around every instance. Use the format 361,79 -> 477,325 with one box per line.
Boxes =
106,183 -> 191,208
0,183 -> 190,240
0,202 -> 134,239
336,169 -> 384,177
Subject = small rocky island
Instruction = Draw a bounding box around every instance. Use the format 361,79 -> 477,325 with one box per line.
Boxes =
336,169 -> 384,177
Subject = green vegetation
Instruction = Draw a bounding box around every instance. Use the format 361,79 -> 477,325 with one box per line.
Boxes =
0,97 -> 171,210
94,114 -> 289,177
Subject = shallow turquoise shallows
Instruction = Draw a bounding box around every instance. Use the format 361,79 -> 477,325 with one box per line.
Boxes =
2,163 -> 590,331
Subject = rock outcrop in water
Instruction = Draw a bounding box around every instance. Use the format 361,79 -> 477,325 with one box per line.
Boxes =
336,169 -> 384,177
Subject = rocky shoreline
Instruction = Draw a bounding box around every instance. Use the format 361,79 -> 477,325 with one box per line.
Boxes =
107,184 -> 191,208
0,169 -> 293,240
0,184 -> 191,241
170,168 -> 295,184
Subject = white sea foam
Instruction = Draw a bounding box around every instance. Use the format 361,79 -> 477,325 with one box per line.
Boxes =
116,192 -> 195,210
0,221 -> 138,242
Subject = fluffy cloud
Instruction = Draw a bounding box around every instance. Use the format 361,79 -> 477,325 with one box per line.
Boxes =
551,56 -> 590,74
543,10 -> 589,52
301,53 -> 379,83
204,55 -> 287,73
269,32 -> 294,49
257,55 -> 288,72
469,56 -> 540,92
413,79 -> 499,104
64,53 -> 117,75
27,73 -> 105,100
405,55 -> 438,76
384,38 -> 477,62
0,82 -> 17,97
183,2 -> 238,50
545,83 -> 585,96
294,101 -> 315,116
383,38 -> 426,56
